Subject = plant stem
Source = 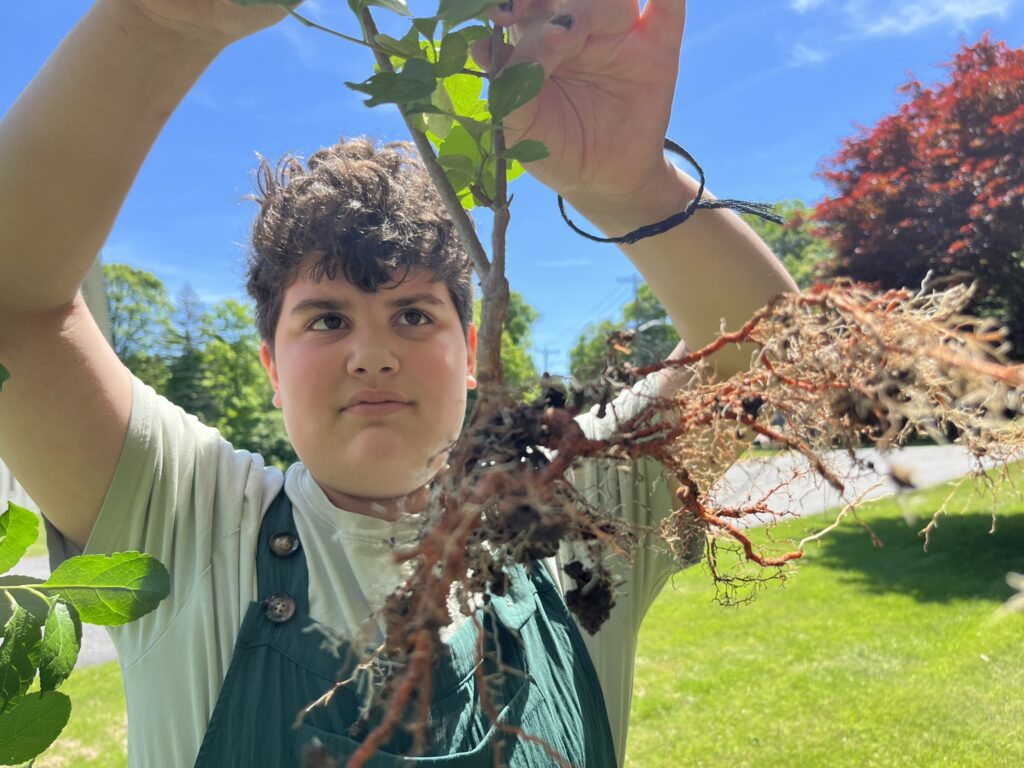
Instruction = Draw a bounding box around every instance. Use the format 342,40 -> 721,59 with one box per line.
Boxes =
3,585 -> 53,605
288,8 -> 371,48
476,25 -> 512,393
358,10 -> 492,284
288,9 -> 487,78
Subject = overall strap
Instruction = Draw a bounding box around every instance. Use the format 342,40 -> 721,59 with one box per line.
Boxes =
256,487 -> 310,616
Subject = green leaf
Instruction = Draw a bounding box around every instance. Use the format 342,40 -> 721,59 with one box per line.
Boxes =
42,552 -> 169,626
507,158 -> 526,182
488,61 -> 544,121
38,600 -> 80,692
374,32 -> 421,59
404,103 -> 446,116
439,154 -> 476,175
453,114 -> 492,139
439,123 -> 481,193
425,79 -> 456,141
0,690 -> 71,765
444,73 -> 487,120
438,154 -> 476,192
438,0 -> 498,26
0,504 -> 39,576
0,578 -> 48,629
0,603 -> 42,713
440,124 -> 483,162
500,139 -> 549,164
347,0 -> 411,18
345,58 -> 437,108
413,17 -> 439,40
403,93 -> 449,134
437,33 -> 469,77
458,24 -> 492,44
480,167 -> 497,200
0,364 -> 8,392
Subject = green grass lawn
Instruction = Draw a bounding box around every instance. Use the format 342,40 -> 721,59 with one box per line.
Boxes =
625,462 -> 1024,767
20,662 -> 126,768
24,512 -> 48,560
19,463 -> 1024,767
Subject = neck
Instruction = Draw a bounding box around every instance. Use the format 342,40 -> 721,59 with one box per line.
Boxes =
316,481 -> 430,522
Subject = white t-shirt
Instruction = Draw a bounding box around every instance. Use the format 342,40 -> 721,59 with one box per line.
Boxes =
44,373 -> 697,767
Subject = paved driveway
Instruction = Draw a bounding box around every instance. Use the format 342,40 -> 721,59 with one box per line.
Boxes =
710,444 -> 1010,526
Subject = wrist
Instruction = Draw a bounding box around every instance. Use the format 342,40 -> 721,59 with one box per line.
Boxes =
562,160 -> 709,239
100,0 -> 230,56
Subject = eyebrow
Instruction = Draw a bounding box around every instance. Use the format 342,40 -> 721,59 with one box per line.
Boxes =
289,293 -> 446,317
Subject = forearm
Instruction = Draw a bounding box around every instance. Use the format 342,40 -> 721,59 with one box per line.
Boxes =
566,162 -> 799,381
0,0 -> 223,311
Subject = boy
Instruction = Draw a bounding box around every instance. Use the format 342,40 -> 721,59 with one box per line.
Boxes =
0,0 -> 797,765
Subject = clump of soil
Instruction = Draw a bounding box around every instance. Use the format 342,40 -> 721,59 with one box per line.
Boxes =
563,560 -> 616,635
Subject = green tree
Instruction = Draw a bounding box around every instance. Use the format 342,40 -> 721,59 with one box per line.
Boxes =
199,299 -> 296,469
815,36 -> 1024,356
740,199 -> 833,290
570,283 -> 680,385
165,284 -> 214,422
102,263 -> 173,392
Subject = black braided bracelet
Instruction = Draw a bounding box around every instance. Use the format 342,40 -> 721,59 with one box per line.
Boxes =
557,138 -> 784,245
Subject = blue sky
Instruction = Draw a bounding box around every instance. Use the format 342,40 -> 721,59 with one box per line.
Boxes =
3,0 -> 1022,374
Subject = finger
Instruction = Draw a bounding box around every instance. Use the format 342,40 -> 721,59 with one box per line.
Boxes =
469,36 -> 514,74
503,0 -> 590,76
499,12 -> 591,134
640,0 -> 686,37
486,0 -> 539,30
471,2 -> 586,77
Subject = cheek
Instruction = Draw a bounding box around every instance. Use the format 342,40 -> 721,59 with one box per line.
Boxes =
278,348 -> 332,411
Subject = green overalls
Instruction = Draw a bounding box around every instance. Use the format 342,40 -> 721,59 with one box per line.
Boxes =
193,488 -> 617,767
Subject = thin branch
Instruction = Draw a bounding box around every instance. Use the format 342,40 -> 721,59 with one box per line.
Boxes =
287,8 -> 375,48
474,24 -> 513,389
358,10 -> 492,280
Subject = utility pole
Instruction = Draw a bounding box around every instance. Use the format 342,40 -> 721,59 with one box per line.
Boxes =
616,274 -> 642,330
534,346 -> 560,374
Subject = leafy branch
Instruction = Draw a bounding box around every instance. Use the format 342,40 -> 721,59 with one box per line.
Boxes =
0,502 -> 169,765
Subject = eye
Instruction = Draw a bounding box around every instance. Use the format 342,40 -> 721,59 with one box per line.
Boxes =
309,314 -> 346,331
397,309 -> 432,326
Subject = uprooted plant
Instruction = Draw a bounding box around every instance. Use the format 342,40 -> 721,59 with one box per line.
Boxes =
232,1 -> 1024,765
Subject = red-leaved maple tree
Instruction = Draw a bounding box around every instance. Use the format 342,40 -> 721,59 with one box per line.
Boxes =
815,34 -> 1024,357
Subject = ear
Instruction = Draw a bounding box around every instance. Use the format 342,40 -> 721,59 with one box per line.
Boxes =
259,340 -> 283,408
466,323 -> 478,391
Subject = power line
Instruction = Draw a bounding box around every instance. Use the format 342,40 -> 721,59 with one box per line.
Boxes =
555,284 -> 633,348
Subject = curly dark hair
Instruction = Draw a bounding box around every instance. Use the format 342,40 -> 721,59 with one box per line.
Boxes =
246,137 -> 473,352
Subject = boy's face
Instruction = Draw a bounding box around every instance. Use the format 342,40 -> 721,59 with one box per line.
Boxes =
259,256 -> 477,516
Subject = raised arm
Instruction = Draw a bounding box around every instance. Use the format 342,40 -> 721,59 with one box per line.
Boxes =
0,0 -> 291,549
480,0 -> 798,388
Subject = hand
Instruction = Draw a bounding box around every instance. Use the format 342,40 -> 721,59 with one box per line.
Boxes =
113,0 -> 298,47
475,0 -> 686,205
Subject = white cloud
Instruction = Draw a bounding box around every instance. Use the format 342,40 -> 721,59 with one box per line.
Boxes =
790,43 -> 829,65
790,0 -> 826,12
845,0 -> 1012,37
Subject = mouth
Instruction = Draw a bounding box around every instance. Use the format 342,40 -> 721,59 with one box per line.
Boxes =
344,400 -> 410,416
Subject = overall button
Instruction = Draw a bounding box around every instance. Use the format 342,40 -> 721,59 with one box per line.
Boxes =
264,592 -> 296,623
269,532 -> 300,557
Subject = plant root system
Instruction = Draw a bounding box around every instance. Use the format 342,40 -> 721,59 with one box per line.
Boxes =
304,280 -> 1024,767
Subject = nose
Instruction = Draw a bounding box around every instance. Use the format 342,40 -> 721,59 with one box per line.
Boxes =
345,327 -> 399,377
